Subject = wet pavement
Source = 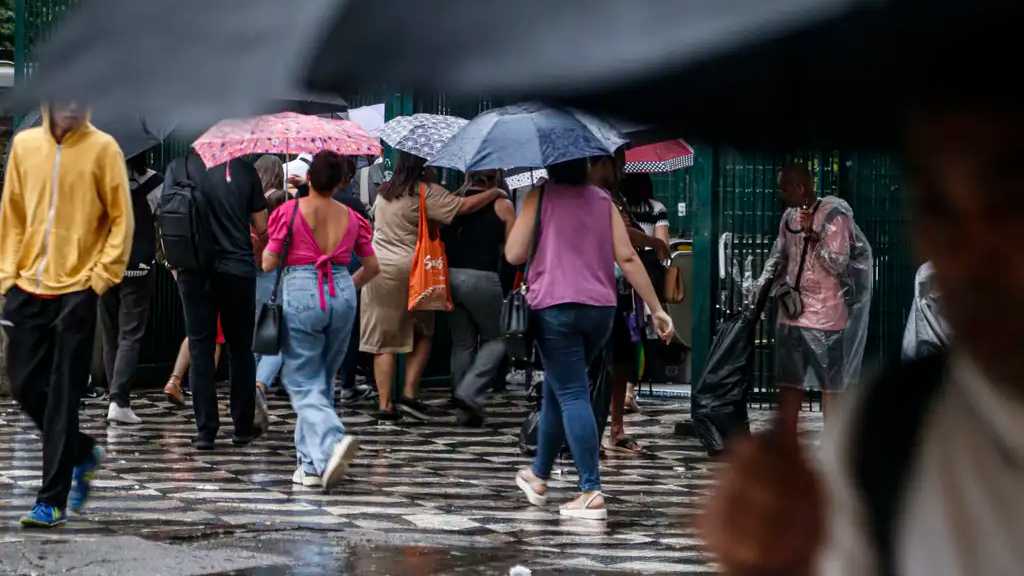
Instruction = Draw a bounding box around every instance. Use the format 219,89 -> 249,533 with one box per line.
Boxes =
0,383 -> 822,575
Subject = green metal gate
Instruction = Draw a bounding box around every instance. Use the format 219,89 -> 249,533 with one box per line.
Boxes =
692,146 -> 916,402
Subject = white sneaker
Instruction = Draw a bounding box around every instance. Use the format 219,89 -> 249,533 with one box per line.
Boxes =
321,436 -> 359,491
291,467 -> 322,487
106,403 -> 142,425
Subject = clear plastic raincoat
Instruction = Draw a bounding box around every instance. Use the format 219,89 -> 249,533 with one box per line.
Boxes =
756,196 -> 873,391
901,261 -> 952,361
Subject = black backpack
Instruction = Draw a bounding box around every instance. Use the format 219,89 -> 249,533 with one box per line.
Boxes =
158,156 -> 213,271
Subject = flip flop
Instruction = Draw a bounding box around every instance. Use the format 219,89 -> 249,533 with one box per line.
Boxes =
605,436 -> 644,454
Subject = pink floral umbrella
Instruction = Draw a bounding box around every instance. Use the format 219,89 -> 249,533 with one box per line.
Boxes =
193,112 -> 381,168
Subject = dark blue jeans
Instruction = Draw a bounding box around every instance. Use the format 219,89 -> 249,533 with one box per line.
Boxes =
532,304 -> 615,492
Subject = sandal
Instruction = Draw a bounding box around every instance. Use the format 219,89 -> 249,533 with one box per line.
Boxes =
515,468 -> 548,506
605,435 -> 644,455
560,491 -> 607,520
163,375 -> 185,407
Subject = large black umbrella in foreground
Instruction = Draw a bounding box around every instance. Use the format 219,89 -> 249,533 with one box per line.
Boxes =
14,108 -> 176,159
11,0 -> 342,133
13,1 -> 1020,147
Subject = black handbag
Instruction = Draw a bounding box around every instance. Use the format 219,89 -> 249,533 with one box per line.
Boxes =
252,201 -> 300,355
501,187 -> 544,363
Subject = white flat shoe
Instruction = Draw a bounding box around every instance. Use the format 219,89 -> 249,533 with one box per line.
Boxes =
515,469 -> 548,506
322,436 -> 359,491
560,492 -> 607,520
291,467 -> 322,487
107,403 -> 142,425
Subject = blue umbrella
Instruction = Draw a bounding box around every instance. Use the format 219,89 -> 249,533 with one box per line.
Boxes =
427,103 -> 627,172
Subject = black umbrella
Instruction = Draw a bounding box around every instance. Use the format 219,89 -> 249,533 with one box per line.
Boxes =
13,1 -> 1019,147
15,108 -> 176,159
10,0 -> 343,133
269,91 -> 348,115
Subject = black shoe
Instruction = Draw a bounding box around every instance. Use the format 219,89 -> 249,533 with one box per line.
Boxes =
83,387 -> 105,400
232,428 -> 263,446
456,404 -> 485,428
396,397 -> 441,421
674,421 -> 696,437
191,436 -> 215,451
373,409 -> 402,422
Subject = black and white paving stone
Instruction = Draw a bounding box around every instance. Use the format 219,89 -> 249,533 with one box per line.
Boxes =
0,383 -> 822,574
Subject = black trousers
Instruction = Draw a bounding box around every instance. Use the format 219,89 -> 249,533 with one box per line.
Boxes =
177,270 -> 256,440
338,287 -> 362,390
2,287 -> 98,508
98,274 -> 153,408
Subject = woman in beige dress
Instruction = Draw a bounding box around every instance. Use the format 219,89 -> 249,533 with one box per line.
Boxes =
361,151 -> 505,421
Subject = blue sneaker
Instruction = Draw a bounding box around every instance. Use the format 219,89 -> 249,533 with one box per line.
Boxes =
69,446 -> 103,513
19,503 -> 66,528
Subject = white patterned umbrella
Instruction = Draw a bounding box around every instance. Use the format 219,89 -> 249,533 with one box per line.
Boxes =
378,113 -> 469,160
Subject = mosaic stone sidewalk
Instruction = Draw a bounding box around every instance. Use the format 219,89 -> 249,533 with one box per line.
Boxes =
0,383 -> 822,574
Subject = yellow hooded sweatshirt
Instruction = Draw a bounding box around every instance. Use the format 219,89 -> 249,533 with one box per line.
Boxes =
0,107 -> 133,296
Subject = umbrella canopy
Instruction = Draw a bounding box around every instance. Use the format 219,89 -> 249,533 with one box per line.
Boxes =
378,114 -> 468,160
15,108 -> 176,159
427,103 -> 627,172
347,103 -> 386,136
269,91 -> 348,115
15,1 -> 1017,148
505,168 -> 548,190
10,0 -> 342,133
624,139 -> 694,174
192,112 -> 380,168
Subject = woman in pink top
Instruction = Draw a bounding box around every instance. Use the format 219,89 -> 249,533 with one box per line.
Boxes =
263,151 -> 380,490
505,157 -> 674,521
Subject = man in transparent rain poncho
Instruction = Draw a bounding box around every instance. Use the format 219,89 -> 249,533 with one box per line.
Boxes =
759,164 -> 873,422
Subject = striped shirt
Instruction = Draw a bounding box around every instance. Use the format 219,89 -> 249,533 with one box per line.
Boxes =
625,199 -> 669,237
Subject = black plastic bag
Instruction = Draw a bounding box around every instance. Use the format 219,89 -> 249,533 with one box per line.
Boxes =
689,280 -> 773,454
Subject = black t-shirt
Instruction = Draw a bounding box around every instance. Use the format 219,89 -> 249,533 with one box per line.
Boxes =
187,155 -> 267,278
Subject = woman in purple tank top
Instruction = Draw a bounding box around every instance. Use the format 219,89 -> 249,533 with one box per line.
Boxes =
505,157 -> 675,520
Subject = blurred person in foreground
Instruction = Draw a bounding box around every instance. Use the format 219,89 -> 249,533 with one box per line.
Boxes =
442,169 -> 515,427
99,152 -> 162,425
263,151 -> 379,489
359,151 -> 503,421
507,157 -> 673,520
0,101 -> 133,527
702,113 -> 1024,574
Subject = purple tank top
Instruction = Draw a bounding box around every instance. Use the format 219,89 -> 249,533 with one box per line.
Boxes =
527,183 -> 617,310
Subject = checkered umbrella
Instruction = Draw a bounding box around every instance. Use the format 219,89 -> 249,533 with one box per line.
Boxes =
624,139 -> 694,173
378,114 -> 469,160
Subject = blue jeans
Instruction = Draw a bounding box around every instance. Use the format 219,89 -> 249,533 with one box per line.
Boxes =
532,304 -> 615,492
281,265 -> 356,475
255,270 -> 282,389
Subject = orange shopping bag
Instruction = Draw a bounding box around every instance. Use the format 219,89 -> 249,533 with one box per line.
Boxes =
408,183 -> 454,311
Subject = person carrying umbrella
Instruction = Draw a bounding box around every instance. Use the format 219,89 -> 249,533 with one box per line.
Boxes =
507,157 -> 674,520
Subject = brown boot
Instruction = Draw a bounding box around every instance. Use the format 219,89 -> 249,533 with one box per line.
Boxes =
164,375 -> 185,407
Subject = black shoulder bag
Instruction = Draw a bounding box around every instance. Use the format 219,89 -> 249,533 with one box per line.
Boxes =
253,201 -> 300,355
501,187 -> 544,363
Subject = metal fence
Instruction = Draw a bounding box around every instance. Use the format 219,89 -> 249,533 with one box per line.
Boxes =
709,148 -> 914,404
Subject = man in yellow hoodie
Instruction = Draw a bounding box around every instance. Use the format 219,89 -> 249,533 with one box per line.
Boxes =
0,101 -> 133,528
